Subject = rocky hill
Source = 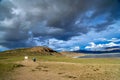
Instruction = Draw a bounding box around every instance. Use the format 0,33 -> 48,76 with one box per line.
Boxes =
0,46 -> 61,56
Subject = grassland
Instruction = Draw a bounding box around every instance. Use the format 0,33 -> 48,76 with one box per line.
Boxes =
0,55 -> 24,80
0,55 -> 120,80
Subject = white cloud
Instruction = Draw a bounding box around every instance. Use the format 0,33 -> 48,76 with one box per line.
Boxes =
108,38 -> 120,42
11,8 -> 23,15
105,42 -> 118,47
85,42 -> 99,51
85,42 -> 120,51
70,46 -> 80,51
26,37 -> 81,51
95,38 -> 120,42
94,38 -> 107,41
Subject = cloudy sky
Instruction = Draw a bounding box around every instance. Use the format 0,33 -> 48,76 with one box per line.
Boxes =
0,0 -> 120,51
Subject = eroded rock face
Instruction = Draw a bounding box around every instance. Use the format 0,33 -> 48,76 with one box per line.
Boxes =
28,46 -> 59,55
30,46 -> 56,53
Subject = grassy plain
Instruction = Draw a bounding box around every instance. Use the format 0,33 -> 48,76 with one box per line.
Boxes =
0,55 -> 120,80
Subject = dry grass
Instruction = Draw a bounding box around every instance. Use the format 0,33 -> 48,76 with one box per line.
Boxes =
11,60 -> 120,80
35,62 -> 120,80
0,56 -> 120,80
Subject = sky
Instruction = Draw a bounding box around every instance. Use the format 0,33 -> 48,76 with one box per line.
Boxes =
0,0 -> 120,51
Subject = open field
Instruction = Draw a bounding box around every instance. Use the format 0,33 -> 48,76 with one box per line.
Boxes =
0,55 -> 120,80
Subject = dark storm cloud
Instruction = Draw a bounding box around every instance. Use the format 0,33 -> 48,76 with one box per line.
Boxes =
0,3 -> 12,20
0,0 -> 120,49
79,0 -> 120,32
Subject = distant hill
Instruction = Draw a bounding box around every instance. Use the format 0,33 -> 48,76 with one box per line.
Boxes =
60,51 -> 85,57
0,46 -> 61,56
105,46 -> 120,51
77,53 -> 120,58
74,48 -> 120,54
